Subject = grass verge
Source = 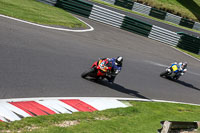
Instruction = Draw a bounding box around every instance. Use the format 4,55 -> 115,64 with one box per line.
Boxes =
90,0 -> 200,34
175,47 -> 200,60
135,0 -> 200,22
0,0 -> 87,28
1,101 -> 200,133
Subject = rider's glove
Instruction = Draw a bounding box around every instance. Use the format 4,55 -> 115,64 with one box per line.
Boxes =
114,70 -> 120,75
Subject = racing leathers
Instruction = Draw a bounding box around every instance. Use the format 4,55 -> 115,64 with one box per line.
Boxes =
170,62 -> 187,79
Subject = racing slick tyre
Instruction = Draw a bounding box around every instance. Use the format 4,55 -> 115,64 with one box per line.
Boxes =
81,68 -> 95,78
173,74 -> 180,80
173,77 -> 179,80
160,71 -> 168,77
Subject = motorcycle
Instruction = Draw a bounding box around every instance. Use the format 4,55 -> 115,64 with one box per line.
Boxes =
81,59 -> 113,81
160,64 -> 181,80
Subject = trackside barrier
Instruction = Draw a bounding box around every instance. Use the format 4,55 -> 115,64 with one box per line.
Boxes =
177,32 -> 200,54
132,2 -> 151,15
89,5 -> 125,28
148,25 -> 180,46
149,8 -> 167,20
101,0 -> 115,5
158,121 -> 199,133
99,0 -> 200,31
193,22 -> 200,31
55,0 -> 93,18
121,16 -> 152,37
165,13 -> 181,25
52,0 -> 200,55
114,0 -> 134,10
179,18 -> 195,29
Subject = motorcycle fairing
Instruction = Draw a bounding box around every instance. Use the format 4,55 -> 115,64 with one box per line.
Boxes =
171,64 -> 179,73
91,59 -> 112,77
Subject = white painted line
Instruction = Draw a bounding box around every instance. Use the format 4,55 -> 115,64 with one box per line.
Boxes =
0,115 -> 7,122
115,98 -> 200,106
0,97 -> 84,102
144,60 -> 168,67
170,46 -> 200,62
0,105 -> 21,122
36,99 -> 78,114
0,97 -> 200,106
0,116 -> 7,122
81,98 -> 127,110
152,99 -> 200,106
0,102 -> 31,118
0,14 -> 94,32
188,71 -> 200,76
144,60 -> 200,76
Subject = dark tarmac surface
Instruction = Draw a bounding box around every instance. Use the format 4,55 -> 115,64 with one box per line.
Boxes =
0,16 -> 200,104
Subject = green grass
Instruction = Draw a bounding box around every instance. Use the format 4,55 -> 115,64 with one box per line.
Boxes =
90,0 -> 200,34
1,101 -> 200,133
0,0 -> 87,28
135,0 -> 200,22
175,47 -> 200,60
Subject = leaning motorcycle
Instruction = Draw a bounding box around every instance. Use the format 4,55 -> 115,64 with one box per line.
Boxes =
81,59 -> 113,81
160,64 -> 181,80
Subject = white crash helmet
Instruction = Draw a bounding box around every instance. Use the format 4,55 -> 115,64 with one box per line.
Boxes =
116,56 -> 123,66
182,62 -> 187,69
178,62 -> 183,66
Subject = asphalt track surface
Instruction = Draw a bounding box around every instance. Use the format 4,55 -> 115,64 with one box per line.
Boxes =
86,0 -> 200,37
0,15 -> 200,104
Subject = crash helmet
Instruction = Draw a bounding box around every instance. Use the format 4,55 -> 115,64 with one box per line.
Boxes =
182,62 -> 187,69
116,56 -> 123,66
178,62 -> 183,67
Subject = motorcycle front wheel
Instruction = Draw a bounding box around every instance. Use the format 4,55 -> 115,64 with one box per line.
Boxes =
160,71 -> 168,77
173,74 -> 180,80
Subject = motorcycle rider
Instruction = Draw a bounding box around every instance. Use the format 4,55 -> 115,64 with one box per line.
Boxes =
99,56 -> 123,83
169,62 -> 187,79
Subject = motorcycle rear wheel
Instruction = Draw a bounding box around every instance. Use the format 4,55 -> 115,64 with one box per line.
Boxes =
81,68 -> 95,78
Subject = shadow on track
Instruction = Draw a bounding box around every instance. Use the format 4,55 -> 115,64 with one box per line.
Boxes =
175,80 -> 200,91
162,77 -> 200,91
86,78 -> 149,99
